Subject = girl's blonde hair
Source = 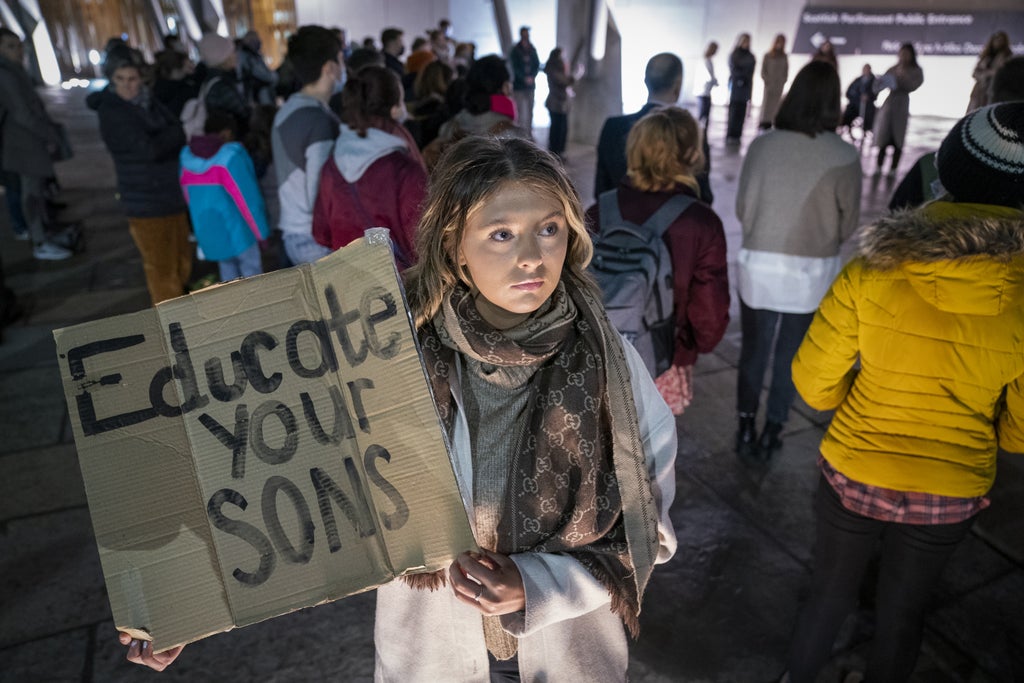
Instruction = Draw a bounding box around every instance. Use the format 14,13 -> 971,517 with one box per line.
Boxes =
626,106 -> 705,193
404,136 -> 595,327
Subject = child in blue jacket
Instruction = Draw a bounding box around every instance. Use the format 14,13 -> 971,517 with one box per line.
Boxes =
180,110 -> 269,281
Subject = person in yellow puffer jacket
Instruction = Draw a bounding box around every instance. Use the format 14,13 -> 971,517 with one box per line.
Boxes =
783,101 -> 1024,683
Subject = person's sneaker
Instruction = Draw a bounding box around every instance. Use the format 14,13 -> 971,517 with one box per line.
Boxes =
32,241 -> 73,261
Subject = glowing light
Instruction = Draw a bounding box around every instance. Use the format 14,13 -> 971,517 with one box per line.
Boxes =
32,22 -> 61,86
590,0 -> 608,61
88,49 -> 101,65
167,17 -> 177,32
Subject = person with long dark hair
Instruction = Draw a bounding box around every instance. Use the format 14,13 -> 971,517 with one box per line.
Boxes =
759,34 -> 789,130
734,61 -> 862,461
967,30 -> 1012,113
543,47 -> 580,158
726,32 -> 756,145
872,42 -> 924,178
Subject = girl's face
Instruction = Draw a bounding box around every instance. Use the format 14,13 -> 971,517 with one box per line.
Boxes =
458,182 -> 568,329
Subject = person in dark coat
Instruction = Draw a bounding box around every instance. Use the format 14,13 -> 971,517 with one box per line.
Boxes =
87,57 -> 193,304
595,53 -> 713,205
0,28 -> 72,259
726,32 -> 756,144
841,63 -> 876,136
152,49 -> 198,118
543,47 -> 578,157
197,33 -> 251,136
509,26 -> 540,137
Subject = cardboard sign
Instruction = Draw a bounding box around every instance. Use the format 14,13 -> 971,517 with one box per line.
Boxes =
54,232 -> 474,652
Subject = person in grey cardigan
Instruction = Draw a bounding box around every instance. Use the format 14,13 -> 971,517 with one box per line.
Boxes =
734,61 -> 862,461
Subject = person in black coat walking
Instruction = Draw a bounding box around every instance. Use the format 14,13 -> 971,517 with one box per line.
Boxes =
595,53 -> 714,205
726,33 -> 756,145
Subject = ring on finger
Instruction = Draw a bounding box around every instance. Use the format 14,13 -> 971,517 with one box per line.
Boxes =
473,585 -> 483,602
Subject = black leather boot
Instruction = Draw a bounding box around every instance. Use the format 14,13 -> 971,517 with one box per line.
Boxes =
758,421 -> 784,455
735,414 -> 758,459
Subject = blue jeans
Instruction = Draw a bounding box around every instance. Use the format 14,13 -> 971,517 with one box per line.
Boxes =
787,477 -> 974,682
697,95 -> 712,128
218,242 -> 263,281
736,300 -> 814,424
283,232 -> 332,265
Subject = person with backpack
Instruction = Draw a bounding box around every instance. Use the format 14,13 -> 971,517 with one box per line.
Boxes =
311,65 -> 427,269
179,110 -> 269,282
586,106 -> 729,415
734,61 -> 861,462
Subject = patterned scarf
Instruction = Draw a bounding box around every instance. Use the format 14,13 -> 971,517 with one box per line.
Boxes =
417,277 -> 660,637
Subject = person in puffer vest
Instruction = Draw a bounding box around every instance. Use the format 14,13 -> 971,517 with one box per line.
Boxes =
179,110 -> 269,282
783,101 -> 1024,683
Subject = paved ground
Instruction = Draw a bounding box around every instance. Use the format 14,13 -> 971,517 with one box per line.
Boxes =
0,87 -> 1021,683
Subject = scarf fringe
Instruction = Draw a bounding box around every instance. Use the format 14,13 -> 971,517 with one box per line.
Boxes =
611,591 -> 641,639
583,556 -> 642,639
400,569 -> 448,591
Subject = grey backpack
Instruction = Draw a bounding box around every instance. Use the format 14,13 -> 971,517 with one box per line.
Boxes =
590,190 -> 694,377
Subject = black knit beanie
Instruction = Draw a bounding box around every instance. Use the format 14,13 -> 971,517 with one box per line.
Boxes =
937,102 -> 1024,208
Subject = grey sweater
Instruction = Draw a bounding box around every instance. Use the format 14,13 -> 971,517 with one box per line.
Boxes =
736,129 -> 862,258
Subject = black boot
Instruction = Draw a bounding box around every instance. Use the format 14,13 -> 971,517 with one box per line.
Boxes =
736,414 -> 758,459
758,421 -> 784,456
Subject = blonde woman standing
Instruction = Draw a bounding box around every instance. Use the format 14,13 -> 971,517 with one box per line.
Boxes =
759,34 -> 789,130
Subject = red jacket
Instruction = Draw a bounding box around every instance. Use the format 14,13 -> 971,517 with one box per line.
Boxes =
586,182 -> 730,366
312,149 -> 426,269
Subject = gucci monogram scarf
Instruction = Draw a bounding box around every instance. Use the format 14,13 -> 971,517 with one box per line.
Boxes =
416,277 -> 660,636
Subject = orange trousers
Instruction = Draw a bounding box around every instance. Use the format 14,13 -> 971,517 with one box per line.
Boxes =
128,214 -> 193,305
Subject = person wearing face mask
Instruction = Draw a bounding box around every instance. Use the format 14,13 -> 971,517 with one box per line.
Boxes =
86,55 -> 193,303
312,65 -> 426,269
381,27 -> 406,80
270,25 -> 344,266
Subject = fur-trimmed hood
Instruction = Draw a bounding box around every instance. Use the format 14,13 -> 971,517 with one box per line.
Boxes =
859,201 -> 1024,315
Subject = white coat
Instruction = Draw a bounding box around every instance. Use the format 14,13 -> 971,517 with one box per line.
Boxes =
373,339 -> 678,682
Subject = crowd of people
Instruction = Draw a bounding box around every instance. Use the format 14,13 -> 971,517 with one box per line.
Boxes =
0,15 -> 1021,683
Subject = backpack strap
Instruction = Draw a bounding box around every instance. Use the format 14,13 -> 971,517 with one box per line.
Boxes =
641,193 -> 696,237
597,189 -> 625,235
598,189 -> 696,238
199,76 -> 222,104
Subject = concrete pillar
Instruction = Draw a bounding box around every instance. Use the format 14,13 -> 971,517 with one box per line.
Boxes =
561,0 -> 622,145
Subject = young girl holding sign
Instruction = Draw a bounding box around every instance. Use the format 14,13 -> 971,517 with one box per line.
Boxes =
121,136 -> 678,680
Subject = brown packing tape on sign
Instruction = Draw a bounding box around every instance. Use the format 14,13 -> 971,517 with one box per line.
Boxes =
53,232 -> 474,652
